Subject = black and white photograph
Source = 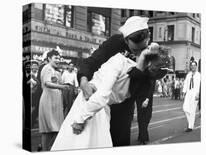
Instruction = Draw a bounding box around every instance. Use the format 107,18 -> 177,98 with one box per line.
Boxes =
22,1 -> 202,152
1,0 -> 206,155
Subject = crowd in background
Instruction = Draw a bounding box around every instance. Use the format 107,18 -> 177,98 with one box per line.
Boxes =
23,54 -> 80,129
155,76 -> 184,100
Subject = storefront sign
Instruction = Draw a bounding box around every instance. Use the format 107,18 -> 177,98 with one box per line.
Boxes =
29,21 -> 106,45
23,45 -> 79,58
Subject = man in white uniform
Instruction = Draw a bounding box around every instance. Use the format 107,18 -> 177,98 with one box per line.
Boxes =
183,61 -> 201,132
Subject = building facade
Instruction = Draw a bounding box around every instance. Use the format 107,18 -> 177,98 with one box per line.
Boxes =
23,4 -> 201,75
120,10 -> 201,75
23,3 -> 122,64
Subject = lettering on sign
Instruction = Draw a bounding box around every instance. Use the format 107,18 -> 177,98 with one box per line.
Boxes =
29,21 -> 106,45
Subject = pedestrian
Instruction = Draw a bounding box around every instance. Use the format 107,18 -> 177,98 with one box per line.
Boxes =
38,49 -> 70,151
171,76 -> 175,99
198,59 -> 201,116
157,80 -> 162,97
30,60 -> 40,129
61,62 -> 79,117
162,78 -> 168,97
183,61 -> 201,132
175,78 -> 180,100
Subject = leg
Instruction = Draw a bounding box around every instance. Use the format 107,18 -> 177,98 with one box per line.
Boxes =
184,112 -> 190,128
41,132 -> 58,151
63,85 -> 75,118
189,112 -> 196,129
110,98 -> 135,146
138,98 -> 153,143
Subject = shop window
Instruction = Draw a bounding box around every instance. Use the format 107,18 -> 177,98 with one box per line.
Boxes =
167,25 -> 174,41
192,27 -> 195,42
87,11 -> 110,36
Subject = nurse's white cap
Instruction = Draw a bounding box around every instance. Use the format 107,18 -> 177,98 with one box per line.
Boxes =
119,16 -> 149,38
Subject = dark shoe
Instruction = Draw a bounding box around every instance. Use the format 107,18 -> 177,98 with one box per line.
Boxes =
37,144 -> 42,151
137,140 -> 148,145
141,141 -> 148,145
185,128 -> 193,132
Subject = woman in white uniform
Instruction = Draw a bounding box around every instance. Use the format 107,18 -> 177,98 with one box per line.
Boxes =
183,61 -> 201,132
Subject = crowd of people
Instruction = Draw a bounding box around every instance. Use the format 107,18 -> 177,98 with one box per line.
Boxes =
22,16 -> 201,152
155,76 -> 185,100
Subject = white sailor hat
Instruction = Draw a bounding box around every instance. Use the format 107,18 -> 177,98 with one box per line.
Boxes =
119,16 -> 149,38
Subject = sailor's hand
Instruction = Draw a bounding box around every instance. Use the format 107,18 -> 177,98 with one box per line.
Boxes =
80,77 -> 97,100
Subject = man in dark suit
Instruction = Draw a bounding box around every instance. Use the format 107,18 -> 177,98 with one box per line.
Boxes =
77,16 -> 156,146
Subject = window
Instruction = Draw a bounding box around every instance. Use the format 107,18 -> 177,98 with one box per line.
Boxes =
197,13 -> 200,18
159,27 -> 162,38
156,11 -> 165,17
23,4 -> 29,11
121,9 -> 127,17
139,10 -> 144,16
148,11 -> 153,17
167,25 -> 174,41
192,27 -> 195,42
34,3 -> 43,9
44,4 -> 73,27
169,12 -> 175,15
170,56 -> 175,71
129,10 -> 134,16
44,4 -> 64,25
87,11 -> 110,36
65,5 -> 73,27
23,4 -> 32,23
192,13 -> 196,18
149,27 -> 153,43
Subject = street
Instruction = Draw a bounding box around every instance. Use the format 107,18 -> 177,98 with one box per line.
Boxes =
130,97 -> 201,145
30,97 -> 201,151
